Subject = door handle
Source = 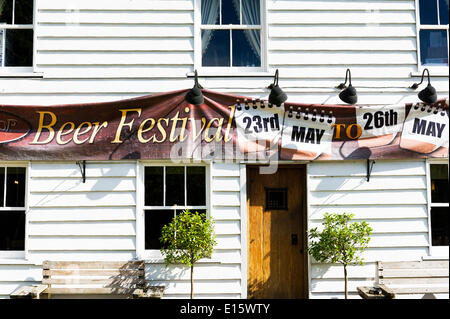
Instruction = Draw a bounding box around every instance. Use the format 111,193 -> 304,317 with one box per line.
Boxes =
291,234 -> 298,246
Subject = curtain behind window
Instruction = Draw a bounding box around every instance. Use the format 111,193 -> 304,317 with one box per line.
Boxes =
202,0 -> 261,63
201,0 -> 220,53
237,0 -> 261,59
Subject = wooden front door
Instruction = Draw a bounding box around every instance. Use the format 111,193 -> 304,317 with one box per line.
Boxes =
247,166 -> 306,299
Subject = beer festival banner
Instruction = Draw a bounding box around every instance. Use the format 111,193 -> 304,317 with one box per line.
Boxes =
1,89 -> 448,161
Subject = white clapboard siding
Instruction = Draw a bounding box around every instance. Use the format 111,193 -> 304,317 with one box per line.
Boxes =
144,162 -> 244,298
0,263 -> 42,299
0,0 -> 448,107
307,159 -> 434,299
25,161 -> 138,265
267,1 -> 416,11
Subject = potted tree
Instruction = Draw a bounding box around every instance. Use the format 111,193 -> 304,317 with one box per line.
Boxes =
160,209 -> 216,299
308,212 -> 373,299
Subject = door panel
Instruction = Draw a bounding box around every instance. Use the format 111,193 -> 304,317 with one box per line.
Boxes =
247,166 -> 306,299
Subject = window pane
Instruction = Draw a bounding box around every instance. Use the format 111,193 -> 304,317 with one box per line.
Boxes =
419,0 -> 439,25
165,167 -> 185,206
5,29 -> 33,67
145,210 -> 174,250
187,167 -> 206,206
440,0 -> 449,25
0,167 -> 4,207
0,0 -> 13,24
420,29 -> 448,65
201,0 -> 220,25
0,211 -> 25,250
202,29 -> 230,66
14,0 -> 33,24
431,164 -> 449,203
242,0 -> 260,25
431,207 -> 449,246
6,167 -> 25,207
232,29 -> 261,67
145,167 -> 164,206
222,0 -> 240,25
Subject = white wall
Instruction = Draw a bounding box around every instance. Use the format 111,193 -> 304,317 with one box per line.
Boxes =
0,0 -> 448,105
0,161 -> 245,299
307,160 -> 445,299
0,0 -> 448,299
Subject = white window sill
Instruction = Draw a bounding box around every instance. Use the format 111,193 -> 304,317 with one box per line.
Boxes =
187,71 -> 273,78
0,72 -> 43,78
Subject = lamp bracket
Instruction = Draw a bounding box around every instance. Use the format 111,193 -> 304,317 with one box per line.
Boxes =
409,68 -> 431,90
336,69 -> 352,89
193,70 -> 203,89
268,69 -> 280,89
366,159 -> 375,182
77,160 -> 87,183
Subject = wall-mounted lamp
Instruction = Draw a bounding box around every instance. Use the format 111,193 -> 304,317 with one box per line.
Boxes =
409,68 -> 437,104
77,160 -> 86,183
366,159 -> 375,182
336,69 -> 358,105
185,70 -> 204,105
268,69 -> 288,106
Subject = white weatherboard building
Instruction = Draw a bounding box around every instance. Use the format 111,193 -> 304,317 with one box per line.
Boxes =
0,0 -> 448,299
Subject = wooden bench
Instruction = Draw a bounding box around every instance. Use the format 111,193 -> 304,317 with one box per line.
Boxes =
358,259 -> 449,299
11,261 -> 164,299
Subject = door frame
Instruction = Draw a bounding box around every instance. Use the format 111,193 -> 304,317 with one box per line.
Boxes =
242,163 -> 309,299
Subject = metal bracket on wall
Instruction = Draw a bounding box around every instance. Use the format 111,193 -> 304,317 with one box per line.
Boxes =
366,159 -> 375,182
77,160 -> 87,183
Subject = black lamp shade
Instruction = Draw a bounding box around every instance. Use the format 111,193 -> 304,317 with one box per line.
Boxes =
269,85 -> 288,106
418,83 -> 437,104
339,85 -> 358,105
185,86 -> 204,105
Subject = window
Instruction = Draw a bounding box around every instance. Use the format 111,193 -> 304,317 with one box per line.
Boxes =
416,0 -> 449,70
428,161 -> 449,256
0,0 -> 34,69
198,0 -> 264,70
143,165 -> 207,251
265,188 -> 288,211
0,166 -> 26,254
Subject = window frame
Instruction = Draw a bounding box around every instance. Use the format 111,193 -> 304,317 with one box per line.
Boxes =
194,0 -> 268,75
136,162 -> 211,260
0,0 -> 37,76
0,162 -> 28,259
426,159 -> 449,257
414,0 -> 449,75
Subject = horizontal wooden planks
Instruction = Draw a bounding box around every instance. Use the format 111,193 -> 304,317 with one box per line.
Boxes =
37,25 -> 194,38
27,207 -> 136,222
27,236 -> 136,251
267,1 -> 416,11
38,0 -> 194,11
28,221 -> 136,236
307,159 -> 439,298
38,11 -> 194,25
268,10 -> 416,25
38,38 -> 194,52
